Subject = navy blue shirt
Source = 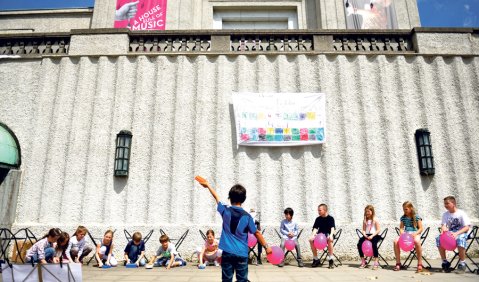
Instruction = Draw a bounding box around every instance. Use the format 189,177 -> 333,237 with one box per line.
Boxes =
124,240 -> 145,259
217,201 -> 257,258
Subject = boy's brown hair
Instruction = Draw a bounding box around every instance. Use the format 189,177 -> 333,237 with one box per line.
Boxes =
443,196 -> 456,204
132,231 -> 142,242
159,234 -> 169,243
73,225 -> 88,236
319,203 -> 328,211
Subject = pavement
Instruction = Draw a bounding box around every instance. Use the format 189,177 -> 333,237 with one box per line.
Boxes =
79,260 -> 479,282
2,259 -> 478,281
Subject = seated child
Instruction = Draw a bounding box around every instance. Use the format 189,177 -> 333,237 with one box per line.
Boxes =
66,225 -> 93,263
279,207 -> 304,267
123,231 -> 146,266
198,229 -> 222,268
95,229 -> 118,268
357,205 -> 381,269
393,201 -> 424,272
436,196 -> 471,274
25,228 -> 61,264
147,234 -> 186,269
309,204 -> 336,268
53,231 -> 70,263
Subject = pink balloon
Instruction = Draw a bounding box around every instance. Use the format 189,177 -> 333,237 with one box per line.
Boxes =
267,246 -> 284,265
313,233 -> 328,250
247,233 -> 257,248
362,240 -> 373,257
285,239 -> 295,251
398,233 -> 415,252
440,231 -> 457,251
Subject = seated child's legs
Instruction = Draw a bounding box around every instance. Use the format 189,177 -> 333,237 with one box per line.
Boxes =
172,256 -> 187,267
456,233 -> 468,249
154,257 -> 169,267
294,238 -> 302,259
109,256 -> 118,267
139,258 -> 146,266
44,247 -> 55,263
70,247 -> 80,260
80,245 -> 93,261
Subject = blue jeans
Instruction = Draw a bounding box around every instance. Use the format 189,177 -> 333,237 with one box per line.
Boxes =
127,245 -> 146,266
221,251 -> 248,282
27,247 -> 55,263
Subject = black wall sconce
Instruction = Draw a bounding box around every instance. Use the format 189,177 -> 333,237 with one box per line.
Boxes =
415,128 -> 434,176
114,130 -> 132,176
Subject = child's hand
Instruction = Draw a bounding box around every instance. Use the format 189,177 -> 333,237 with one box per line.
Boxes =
53,257 -> 59,263
265,247 -> 273,255
166,264 -> 171,269
126,259 -> 131,264
135,261 -> 140,267
106,261 -> 111,266
75,258 -> 80,263
98,262 -> 104,268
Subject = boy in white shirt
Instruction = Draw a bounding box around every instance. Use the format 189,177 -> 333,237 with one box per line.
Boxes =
436,196 -> 471,273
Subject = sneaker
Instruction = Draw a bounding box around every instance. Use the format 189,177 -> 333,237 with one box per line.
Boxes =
214,261 -> 220,267
298,259 -> 304,268
441,261 -> 451,273
278,261 -> 284,267
454,263 -> 466,274
328,259 -> 334,269
257,259 -> 262,265
359,262 -> 366,269
311,259 -> 320,268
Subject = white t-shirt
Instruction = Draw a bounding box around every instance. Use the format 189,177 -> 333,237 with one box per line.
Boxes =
441,209 -> 471,232
156,243 -> 178,258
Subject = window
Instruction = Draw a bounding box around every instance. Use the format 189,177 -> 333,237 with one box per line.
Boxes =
214,7 -> 298,29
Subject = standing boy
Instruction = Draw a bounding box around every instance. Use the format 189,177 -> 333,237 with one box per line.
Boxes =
436,196 -> 471,273
279,207 -> 304,267
201,182 -> 272,282
309,203 -> 335,268
123,231 -> 146,267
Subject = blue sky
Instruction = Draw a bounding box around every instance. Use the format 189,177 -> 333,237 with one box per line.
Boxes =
418,0 -> 479,27
0,0 -> 478,28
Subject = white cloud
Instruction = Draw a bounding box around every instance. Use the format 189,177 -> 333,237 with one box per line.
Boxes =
464,4 -> 470,11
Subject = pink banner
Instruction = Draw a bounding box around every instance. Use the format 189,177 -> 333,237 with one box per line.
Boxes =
114,0 -> 167,30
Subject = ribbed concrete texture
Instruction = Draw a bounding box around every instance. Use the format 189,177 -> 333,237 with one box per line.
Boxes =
0,54 -> 478,259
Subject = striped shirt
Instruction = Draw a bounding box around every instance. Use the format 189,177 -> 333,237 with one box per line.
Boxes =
25,238 -> 52,260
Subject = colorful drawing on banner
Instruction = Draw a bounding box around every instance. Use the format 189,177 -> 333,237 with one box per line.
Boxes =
232,93 -> 326,146
114,0 -> 168,30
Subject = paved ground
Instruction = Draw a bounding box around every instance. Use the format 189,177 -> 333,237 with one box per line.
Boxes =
2,260 -> 478,281
79,260 -> 478,282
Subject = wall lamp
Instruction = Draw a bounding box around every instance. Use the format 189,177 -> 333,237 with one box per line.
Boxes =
415,128 -> 434,176
114,130 -> 132,177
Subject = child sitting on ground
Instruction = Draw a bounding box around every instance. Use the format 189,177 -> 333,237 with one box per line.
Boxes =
147,234 -> 186,269
53,231 -> 70,263
393,201 -> 424,272
198,229 -> 222,268
309,204 -> 336,268
95,229 -> 118,268
123,231 -> 146,266
436,196 -> 471,274
25,228 -> 61,264
278,207 -> 304,267
66,225 -> 93,263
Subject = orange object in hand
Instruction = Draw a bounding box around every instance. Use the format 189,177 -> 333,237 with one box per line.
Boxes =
195,175 -> 208,185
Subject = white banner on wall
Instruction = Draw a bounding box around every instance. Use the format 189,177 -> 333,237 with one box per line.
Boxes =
232,93 -> 326,146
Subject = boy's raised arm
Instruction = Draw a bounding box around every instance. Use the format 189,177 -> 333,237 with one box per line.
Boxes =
201,182 -> 220,204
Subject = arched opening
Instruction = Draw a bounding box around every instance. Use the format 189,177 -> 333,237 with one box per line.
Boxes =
0,122 -> 21,185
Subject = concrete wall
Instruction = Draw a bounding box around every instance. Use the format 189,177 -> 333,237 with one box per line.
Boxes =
0,9 -> 92,33
0,50 -> 478,259
0,170 -> 22,229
